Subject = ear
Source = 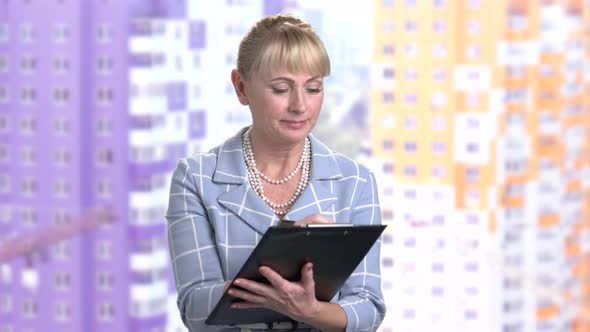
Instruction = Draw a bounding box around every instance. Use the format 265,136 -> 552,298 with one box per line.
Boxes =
231,69 -> 249,106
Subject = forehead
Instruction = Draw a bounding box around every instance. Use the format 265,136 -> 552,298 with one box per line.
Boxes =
255,70 -> 324,82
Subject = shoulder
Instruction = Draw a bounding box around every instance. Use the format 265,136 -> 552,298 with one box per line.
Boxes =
310,135 -> 373,182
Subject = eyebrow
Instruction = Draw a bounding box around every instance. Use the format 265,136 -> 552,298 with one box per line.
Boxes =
269,76 -> 323,83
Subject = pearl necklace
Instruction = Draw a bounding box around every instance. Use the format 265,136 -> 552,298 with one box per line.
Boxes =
242,128 -> 311,216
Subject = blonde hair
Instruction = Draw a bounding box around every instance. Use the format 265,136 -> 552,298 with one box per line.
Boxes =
236,14 -> 331,80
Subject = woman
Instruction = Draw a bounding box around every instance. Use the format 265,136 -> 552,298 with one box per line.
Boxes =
166,14 -> 385,332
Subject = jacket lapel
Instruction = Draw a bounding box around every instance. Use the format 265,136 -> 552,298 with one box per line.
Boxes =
214,128 -> 278,235
213,130 -> 343,232
284,134 -> 342,222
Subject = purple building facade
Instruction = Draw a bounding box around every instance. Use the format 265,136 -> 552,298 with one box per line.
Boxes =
0,1 -> 297,332
0,1 -> 167,331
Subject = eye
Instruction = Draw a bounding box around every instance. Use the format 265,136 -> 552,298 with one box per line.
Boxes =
307,87 -> 322,94
272,87 -> 289,94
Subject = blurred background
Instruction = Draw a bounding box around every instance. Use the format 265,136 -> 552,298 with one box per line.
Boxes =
0,0 -> 589,331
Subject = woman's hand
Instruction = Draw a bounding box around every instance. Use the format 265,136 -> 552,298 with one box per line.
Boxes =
227,262 -> 320,322
293,213 -> 335,227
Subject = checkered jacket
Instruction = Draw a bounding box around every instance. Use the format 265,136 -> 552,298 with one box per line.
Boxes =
166,128 -> 386,331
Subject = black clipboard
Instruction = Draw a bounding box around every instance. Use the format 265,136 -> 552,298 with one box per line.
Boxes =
205,224 -> 386,326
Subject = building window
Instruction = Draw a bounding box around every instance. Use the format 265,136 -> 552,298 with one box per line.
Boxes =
97,55 -> 113,75
465,44 -> 481,59
54,209 -> 70,225
96,117 -> 112,136
19,23 -> 35,43
53,241 -> 70,260
382,139 -> 394,151
432,141 -> 446,154
97,148 -> 113,166
404,116 -> 417,129
0,85 -> 7,104
404,68 -> 417,81
55,272 -> 70,291
404,165 -> 417,177
192,85 -> 201,99
382,91 -> 394,104
97,23 -> 113,43
19,116 -> 36,136
0,174 -> 9,194
52,23 -> 69,43
432,116 -> 446,130
382,44 -> 395,56
467,20 -> 480,35
0,295 -> 11,313
383,67 -> 394,79
404,43 -> 418,57
404,141 -> 417,152
53,117 -> 70,136
432,165 -> 445,179
53,178 -> 70,198
0,55 -> 7,73
0,23 -> 8,43
20,177 -> 37,196
382,113 -> 395,128
0,115 -> 8,134
97,178 -> 112,199
53,147 -> 70,167
20,87 -> 36,105
432,68 -> 447,82
382,20 -> 394,32
433,0 -> 445,7
53,87 -> 70,106
97,240 -> 113,261
97,271 -> 114,290
98,302 -> 115,321
404,92 -> 418,105
432,43 -> 447,58
20,207 -> 36,227
382,162 -> 394,174
52,55 -> 70,74
97,87 -> 113,105
432,20 -> 447,33
0,204 -> 11,224
22,299 -> 37,318
19,55 -> 36,74
383,0 -> 394,7
404,20 -> 417,32
54,301 -> 71,321
0,144 -> 8,164
192,54 -> 201,68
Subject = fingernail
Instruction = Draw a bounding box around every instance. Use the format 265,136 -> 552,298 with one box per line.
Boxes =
234,279 -> 241,284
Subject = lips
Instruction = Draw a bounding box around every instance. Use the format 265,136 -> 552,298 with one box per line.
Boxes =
283,120 -> 307,129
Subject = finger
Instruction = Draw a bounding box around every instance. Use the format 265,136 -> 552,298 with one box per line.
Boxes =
233,278 -> 273,296
231,301 -> 264,310
258,266 -> 289,289
227,287 -> 266,304
293,213 -> 335,227
300,262 -> 315,291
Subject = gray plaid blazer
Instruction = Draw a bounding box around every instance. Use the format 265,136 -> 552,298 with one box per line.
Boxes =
166,128 -> 386,332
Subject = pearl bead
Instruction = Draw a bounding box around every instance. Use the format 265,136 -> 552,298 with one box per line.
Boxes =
242,127 -> 311,216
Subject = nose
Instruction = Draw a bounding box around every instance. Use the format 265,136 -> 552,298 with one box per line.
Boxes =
288,88 -> 306,113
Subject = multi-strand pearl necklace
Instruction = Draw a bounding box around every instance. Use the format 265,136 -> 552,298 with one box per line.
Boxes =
242,128 -> 311,216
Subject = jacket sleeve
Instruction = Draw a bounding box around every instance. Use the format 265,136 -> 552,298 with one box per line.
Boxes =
336,171 -> 387,332
166,158 -> 225,332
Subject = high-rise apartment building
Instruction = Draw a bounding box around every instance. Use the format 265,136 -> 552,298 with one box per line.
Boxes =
372,0 -> 589,331
0,1 -> 292,332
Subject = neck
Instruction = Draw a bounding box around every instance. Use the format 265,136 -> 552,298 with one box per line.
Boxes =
247,127 -> 307,178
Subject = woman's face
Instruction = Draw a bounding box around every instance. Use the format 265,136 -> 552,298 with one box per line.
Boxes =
235,70 -> 324,147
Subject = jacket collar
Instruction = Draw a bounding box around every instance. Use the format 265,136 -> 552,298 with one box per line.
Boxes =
215,128 -> 343,234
